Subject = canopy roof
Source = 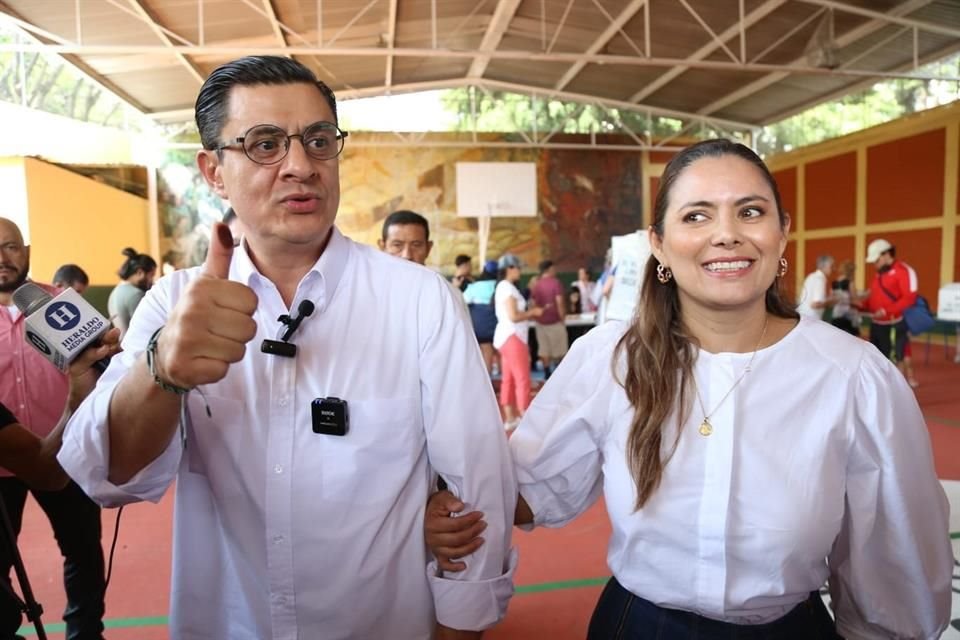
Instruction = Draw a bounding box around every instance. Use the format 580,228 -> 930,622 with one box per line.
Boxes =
1,0 -> 958,134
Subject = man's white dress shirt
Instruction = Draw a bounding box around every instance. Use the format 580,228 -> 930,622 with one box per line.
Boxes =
797,269 -> 829,319
60,228 -> 518,640
510,317 -> 950,638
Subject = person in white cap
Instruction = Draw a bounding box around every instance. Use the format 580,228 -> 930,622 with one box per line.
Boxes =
859,238 -> 920,386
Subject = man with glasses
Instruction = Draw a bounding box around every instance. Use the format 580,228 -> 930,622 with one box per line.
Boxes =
59,56 -> 516,640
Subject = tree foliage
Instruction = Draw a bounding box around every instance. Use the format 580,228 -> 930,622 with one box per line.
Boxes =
440,55 -> 959,155
0,28 -> 143,129
439,87 -> 735,141
756,54 -> 960,155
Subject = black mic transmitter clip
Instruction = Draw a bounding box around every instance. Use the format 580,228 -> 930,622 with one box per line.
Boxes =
260,300 -> 315,358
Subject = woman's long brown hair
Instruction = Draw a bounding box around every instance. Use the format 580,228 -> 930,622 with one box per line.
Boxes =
613,139 -> 798,509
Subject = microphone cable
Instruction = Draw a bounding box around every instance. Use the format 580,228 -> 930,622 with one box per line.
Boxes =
104,505 -> 124,590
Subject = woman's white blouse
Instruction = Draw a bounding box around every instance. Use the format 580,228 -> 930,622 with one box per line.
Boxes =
493,279 -> 529,349
510,317 -> 951,637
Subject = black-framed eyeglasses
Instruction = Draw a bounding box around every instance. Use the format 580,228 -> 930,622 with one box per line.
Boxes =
216,121 -> 349,165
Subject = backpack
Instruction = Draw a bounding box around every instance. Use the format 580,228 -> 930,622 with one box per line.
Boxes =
464,280 -> 497,342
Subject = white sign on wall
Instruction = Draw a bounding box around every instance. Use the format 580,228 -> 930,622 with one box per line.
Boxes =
455,162 -> 537,218
455,162 -> 538,263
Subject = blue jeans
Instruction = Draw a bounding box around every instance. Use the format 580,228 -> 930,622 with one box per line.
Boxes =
587,578 -> 841,640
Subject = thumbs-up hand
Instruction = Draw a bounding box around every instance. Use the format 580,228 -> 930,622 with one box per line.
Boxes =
154,223 -> 259,390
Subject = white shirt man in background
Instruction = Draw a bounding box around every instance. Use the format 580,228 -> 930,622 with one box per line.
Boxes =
797,254 -> 835,320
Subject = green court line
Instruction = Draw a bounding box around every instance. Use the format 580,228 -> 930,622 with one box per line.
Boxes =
926,414 -> 960,429
516,576 -> 609,594
17,579 -> 611,635
19,615 -> 168,635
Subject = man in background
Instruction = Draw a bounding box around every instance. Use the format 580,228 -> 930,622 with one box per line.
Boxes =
52,264 -> 90,295
530,259 -> 567,379
797,255 -> 835,321
452,254 -> 474,292
378,209 -> 433,265
0,218 -> 106,640
860,238 -> 919,386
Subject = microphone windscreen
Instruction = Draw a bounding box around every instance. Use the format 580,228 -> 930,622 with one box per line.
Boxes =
12,283 -> 53,317
298,300 -> 315,317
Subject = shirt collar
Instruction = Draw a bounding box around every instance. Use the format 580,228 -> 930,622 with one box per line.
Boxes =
230,226 -> 350,312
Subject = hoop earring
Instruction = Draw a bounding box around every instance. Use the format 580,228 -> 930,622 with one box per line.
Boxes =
777,257 -> 788,278
656,263 -> 673,284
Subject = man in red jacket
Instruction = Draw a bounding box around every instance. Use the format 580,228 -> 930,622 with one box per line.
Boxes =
860,238 -> 919,383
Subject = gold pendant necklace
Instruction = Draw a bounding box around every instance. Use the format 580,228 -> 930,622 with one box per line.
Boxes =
698,418 -> 714,437
694,316 -> 769,437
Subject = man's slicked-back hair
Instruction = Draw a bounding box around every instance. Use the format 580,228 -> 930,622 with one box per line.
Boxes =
195,55 -> 338,151
382,210 -> 430,241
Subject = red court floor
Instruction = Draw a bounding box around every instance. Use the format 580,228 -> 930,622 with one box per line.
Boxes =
13,342 -> 960,639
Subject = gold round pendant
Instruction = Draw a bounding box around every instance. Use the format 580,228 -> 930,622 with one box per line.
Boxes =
698,419 -> 713,436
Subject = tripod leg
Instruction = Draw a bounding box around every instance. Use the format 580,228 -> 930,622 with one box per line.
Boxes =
0,494 -> 46,640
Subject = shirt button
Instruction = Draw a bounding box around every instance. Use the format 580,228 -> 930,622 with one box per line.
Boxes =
273,535 -> 284,545
274,464 -> 283,474
278,397 -> 288,406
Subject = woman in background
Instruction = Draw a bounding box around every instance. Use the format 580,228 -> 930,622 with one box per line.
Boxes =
567,287 -> 583,315
829,259 -> 861,336
493,254 -> 541,432
108,248 -> 157,336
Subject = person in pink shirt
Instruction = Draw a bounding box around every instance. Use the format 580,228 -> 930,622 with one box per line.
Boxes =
0,217 -> 106,640
530,260 -> 567,378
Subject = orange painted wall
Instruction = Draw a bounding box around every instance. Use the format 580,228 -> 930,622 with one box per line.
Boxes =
866,128 -> 945,224
866,229 -> 942,304
805,152 -> 856,230
955,226 -> 960,281
804,236 -> 857,277
648,151 -> 676,164
773,167 -> 797,219
782,240 -> 797,301
24,158 -> 149,285
766,101 -> 960,312
649,176 -> 660,215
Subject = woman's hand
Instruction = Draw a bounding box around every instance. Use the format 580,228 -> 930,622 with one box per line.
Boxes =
424,490 -> 487,573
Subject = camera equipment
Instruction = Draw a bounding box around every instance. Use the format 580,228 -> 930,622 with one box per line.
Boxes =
0,498 -> 47,640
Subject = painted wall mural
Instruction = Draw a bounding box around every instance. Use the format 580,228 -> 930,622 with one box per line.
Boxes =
158,135 -> 644,275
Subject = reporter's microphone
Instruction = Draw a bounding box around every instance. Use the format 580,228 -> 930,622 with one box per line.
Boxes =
12,282 -> 111,373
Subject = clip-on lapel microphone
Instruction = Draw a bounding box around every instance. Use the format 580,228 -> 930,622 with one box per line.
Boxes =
260,299 -> 315,358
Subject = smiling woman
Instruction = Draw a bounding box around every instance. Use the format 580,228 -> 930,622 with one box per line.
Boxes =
426,138 -> 952,639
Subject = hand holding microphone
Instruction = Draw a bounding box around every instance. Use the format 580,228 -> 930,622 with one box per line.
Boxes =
67,327 -> 122,412
153,223 -> 258,390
